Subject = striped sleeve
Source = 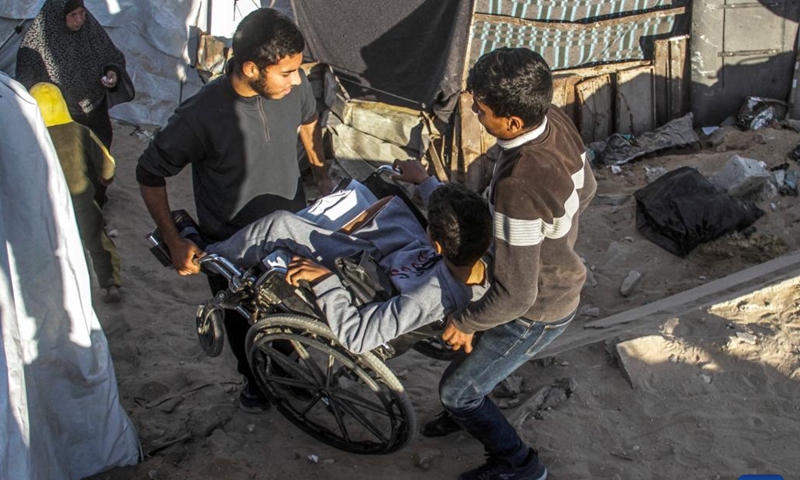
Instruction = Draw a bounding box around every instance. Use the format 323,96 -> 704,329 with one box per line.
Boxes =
493,152 -> 586,246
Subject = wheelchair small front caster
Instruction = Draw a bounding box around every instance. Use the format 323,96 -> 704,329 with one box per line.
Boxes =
195,304 -> 225,357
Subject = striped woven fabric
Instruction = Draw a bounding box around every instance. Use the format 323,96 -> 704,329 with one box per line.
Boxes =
469,8 -> 682,70
474,0 -> 677,22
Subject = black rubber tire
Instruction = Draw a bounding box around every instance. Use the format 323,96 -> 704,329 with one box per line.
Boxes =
245,313 -> 416,454
196,305 -> 225,357
411,335 -> 463,361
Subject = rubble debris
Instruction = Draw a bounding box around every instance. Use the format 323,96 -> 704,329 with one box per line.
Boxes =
510,377 -> 577,426
615,335 -> 674,389
591,113 -> 699,166
710,155 -> 771,198
780,118 -> 800,132
579,305 -> 601,317
644,166 -> 667,184
737,97 -> 788,130
593,193 -> 631,206
788,142 -> 800,161
541,387 -> 567,410
413,449 -> 443,470
495,375 -> 524,398
735,331 -> 758,345
782,170 -> 798,196
536,357 -> 556,367
706,127 -> 729,148
583,269 -> 599,288
498,397 -> 523,409
620,270 -> 642,297
660,317 -> 681,338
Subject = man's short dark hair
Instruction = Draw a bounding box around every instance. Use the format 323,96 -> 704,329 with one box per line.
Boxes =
427,183 -> 492,267
466,47 -> 553,128
232,8 -> 305,71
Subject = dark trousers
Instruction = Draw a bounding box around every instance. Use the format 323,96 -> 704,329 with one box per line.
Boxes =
203,182 -> 307,384
207,274 -> 255,383
73,101 -> 113,208
73,189 -> 121,288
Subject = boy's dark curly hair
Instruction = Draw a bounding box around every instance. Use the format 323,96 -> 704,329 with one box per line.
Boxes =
427,183 -> 492,267
466,47 -> 553,128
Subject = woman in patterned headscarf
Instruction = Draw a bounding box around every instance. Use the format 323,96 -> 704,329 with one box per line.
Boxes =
16,0 -> 133,152
16,0 -> 134,207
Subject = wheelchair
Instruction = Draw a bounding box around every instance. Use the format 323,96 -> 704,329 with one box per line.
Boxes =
147,167 -> 459,455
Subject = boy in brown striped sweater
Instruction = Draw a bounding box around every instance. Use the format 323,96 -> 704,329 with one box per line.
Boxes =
408,48 -> 597,480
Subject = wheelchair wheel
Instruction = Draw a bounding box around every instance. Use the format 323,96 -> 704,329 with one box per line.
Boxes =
196,304 -> 225,357
245,314 -> 416,454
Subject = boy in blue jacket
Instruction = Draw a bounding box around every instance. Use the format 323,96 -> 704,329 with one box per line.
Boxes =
205,176 -> 492,354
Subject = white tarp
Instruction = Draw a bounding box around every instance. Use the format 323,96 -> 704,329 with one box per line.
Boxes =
0,1 -> 293,126
0,72 -> 140,480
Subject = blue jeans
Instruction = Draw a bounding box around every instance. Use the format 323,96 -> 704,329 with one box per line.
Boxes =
439,311 -> 575,466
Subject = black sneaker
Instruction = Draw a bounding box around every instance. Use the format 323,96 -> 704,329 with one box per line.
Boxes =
422,410 -> 463,437
239,377 -> 270,414
459,449 -> 547,480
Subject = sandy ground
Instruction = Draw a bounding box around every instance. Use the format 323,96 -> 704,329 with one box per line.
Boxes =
87,122 -> 800,480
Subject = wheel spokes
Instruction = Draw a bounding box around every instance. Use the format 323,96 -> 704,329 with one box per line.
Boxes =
333,396 -> 389,444
261,373 -> 317,391
298,393 -> 324,416
290,338 -> 328,386
326,397 -> 351,443
330,388 -> 391,416
255,339 -> 317,387
247,315 -> 414,454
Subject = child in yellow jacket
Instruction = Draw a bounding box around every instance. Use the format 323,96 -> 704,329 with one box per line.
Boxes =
30,82 -> 122,302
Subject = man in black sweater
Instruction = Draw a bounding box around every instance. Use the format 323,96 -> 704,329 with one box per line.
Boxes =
136,8 -> 332,413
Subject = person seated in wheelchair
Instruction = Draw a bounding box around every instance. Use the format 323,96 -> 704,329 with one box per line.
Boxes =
203,160 -> 492,354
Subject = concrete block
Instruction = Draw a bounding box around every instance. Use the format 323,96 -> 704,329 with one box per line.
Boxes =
615,335 -> 673,389
710,155 -> 771,198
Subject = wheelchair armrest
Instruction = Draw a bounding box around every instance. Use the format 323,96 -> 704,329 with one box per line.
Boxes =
253,268 -> 320,319
198,254 -> 245,283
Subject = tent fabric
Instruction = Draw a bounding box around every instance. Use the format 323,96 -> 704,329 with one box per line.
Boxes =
2,0 -> 688,126
470,8 -> 684,71
293,0 -> 472,120
1,0 -> 207,126
0,72 -> 140,480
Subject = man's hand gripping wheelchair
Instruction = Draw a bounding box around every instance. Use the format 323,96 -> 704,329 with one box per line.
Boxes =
146,167 -> 460,455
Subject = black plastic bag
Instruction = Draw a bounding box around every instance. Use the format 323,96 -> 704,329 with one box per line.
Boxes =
634,167 -> 764,257
334,250 -> 397,306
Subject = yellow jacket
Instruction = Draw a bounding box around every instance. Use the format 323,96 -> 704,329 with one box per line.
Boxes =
29,82 -> 116,190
